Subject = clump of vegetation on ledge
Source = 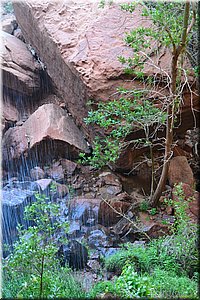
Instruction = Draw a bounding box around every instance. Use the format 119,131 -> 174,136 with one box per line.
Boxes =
89,184 -> 198,299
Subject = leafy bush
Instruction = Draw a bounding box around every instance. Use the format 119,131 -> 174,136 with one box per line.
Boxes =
3,266 -> 86,299
79,96 -> 166,169
105,242 -> 180,275
115,265 -> 153,298
89,280 -> 117,298
148,268 -> 198,298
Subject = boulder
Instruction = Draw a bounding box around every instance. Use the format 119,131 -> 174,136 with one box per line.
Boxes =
68,197 -> 101,226
13,1 -> 173,133
3,98 -> 19,123
2,103 -> 90,167
138,222 -> 170,239
35,178 -> 52,191
1,15 -> 16,34
60,158 -> 77,176
87,226 -> 113,249
98,185 -> 122,200
168,156 -> 195,187
2,186 -> 37,253
98,172 -> 122,186
30,166 -> 45,180
46,164 -> 65,181
111,217 -> 133,238
57,240 -> 88,270
52,182 -> 69,198
1,30 -> 40,95
98,199 -> 131,226
68,221 -> 81,238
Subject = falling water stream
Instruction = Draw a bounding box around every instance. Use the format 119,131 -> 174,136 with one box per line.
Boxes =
2,64 -> 114,275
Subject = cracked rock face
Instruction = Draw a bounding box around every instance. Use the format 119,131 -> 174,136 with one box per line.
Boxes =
1,30 -> 40,95
2,103 -> 90,167
13,1 -> 167,131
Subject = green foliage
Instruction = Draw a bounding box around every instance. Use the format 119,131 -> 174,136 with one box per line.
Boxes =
98,0 -> 105,8
170,183 -> 192,231
3,266 -> 85,299
161,183 -> 198,277
115,264 -> 152,298
98,0 -> 113,9
80,95 -> 166,168
139,200 -> 150,211
2,190 -> 85,298
148,268 -> 198,298
105,183 -> 198,278
89,280 -> 117,298
149,207 -> 157,215
105,242 -> 180,275
2,1 -> 14,13
121,2 -> 193,47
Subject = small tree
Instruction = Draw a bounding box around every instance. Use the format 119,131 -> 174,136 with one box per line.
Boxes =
81,1 -> 197,206
3,187 -> 70,298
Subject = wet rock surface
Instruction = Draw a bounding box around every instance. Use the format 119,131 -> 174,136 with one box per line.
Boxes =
2,103 -> 90,167
57,240 -> 88,270
1,30 -> 40,95
14,0 -> 196,139
98,199 -> 131,227
2,1 -> 199,284
2,184 -> 38,251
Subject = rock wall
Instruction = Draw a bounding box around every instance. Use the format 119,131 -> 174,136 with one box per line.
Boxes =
13,1 -> 199,164
13,1 -> 167,133
2,1 -> 199,175
1,30 -> 40,95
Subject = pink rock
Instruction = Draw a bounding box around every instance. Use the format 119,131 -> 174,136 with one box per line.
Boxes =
36,178 -> 52,191
30,166 -> 45,180
2,15 -> 16,34
98,199 -> 131,227
60,158 -> 77,175
12,2 -> 173,131
46,165 -> 64,181
3,98 -> 19,123
2,103 -> 90,162
1,30 -> 40,95
168,156 -> 195,187
2,93 -> 19,133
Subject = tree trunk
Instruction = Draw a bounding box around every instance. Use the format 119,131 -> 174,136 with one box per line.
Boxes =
39,253 -> 45,299
150,1 -> 191,207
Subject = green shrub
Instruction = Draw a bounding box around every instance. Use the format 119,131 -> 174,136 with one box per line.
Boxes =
139,200 -> 149,212
149,268 -> 198,298
2,190 -> 85,298
105,242 -> 180,275
115,265 -> 153,298
89,280 -> 117,298
105,247 -> 138,273
3,265 -> 86,299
